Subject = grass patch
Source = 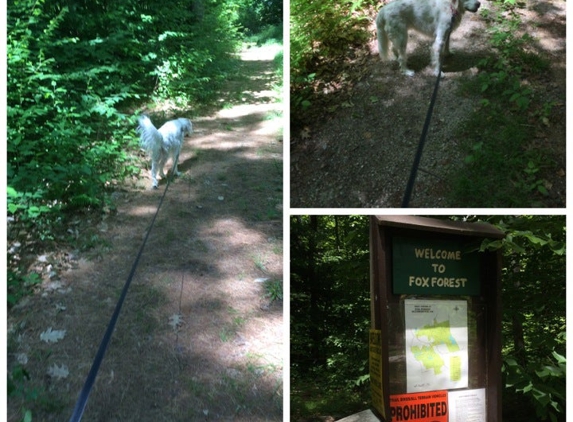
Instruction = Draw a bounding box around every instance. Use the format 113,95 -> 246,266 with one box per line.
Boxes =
252,253 -> 268,272
263,279 -> 283,301
219,307 -> 247,342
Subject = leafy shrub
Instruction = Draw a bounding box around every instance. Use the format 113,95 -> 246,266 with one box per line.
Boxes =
503,351 -> 566,422
290,0 -> 372,78
8,0 -> 140,228
148,2 -> 242,105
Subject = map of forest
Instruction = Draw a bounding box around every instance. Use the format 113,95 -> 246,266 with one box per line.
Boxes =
405,300 -> 468,393
412,319 -> 460,376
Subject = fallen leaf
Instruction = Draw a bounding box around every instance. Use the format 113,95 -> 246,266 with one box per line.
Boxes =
169,314 -> 184,329
254,278 -> 270,283
16,353 -> 28,365
40,327 -> 66,343
47,363 -> 69,379
300,127 -> 311,139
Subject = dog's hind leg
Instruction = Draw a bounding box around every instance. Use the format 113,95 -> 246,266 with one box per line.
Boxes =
171,149 -> 181,177
157,154 -> 168,179
388,27 -> 414,76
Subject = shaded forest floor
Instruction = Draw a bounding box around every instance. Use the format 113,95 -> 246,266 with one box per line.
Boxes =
7,45 -> 283,421
290,0 -> 565,208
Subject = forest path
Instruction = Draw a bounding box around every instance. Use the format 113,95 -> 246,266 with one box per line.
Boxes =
8,45 -> 283,421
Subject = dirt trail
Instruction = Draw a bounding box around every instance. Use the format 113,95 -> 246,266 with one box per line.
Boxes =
8,46 -> 283,421
290,0 -> 565,208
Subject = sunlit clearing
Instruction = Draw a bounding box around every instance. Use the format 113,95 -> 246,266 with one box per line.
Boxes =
240,45 -> 282,61
217,103 -> 279,119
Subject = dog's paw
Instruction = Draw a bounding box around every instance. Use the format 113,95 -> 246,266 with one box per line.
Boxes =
403,69 -> 415,77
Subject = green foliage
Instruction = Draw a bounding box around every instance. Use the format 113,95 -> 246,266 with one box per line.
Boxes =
450,107 -> 553,206
238,0 -> 283,35
291,0 -> 371,75
449,7 -> 555,207
273,49 -> 284,80
478,215 -> 566,421
8,0 -> 139,233
146,1 -> 243,105
290,0 -> 372,114
291,216 -> 370,392
475,11 -> 547,113
7,270 -> 42,308
264,280 -> 283,301
8,362 -> 67,418
503,351 -> 566,422
8,364 -> 36,422
245,24 -> 283,46
291,380 -> 368,420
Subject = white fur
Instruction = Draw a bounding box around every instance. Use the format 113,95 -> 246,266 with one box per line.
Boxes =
375,0 -> 480,76
138,115 -> 193,188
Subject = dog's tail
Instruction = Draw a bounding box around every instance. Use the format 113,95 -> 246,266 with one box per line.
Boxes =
375,9 -> 389,60
138,115 -> 163,155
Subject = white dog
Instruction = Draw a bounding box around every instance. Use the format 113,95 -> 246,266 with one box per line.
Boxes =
138,115 -> 193,189
375,0 -> 481,76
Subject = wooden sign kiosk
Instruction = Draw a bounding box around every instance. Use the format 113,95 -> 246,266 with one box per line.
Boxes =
369,216 -> 504,422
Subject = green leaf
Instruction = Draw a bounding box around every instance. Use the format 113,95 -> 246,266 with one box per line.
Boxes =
7,186 -> 19,197
23,409 -> 32,422
551,351 -> 566,364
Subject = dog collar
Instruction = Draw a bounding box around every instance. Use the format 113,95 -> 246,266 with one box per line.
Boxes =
450,0 -> 459,17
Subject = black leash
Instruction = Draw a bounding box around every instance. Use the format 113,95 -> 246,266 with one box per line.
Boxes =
401,67 -> 443,207
69,177 -> 172,422
401,16 -> 455,208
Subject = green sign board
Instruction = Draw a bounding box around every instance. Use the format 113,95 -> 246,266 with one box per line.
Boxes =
392,236 -> 481,295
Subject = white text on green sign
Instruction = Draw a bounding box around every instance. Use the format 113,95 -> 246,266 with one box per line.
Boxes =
393,236 -> 480,295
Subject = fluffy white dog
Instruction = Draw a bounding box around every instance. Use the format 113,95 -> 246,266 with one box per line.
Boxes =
138,115 -> 193,189
375,0 -> 481,76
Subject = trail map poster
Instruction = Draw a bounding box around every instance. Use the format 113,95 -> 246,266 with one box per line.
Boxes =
405,299 -> 468,393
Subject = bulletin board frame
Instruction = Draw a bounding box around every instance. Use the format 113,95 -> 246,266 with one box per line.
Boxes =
369,216 -> 504,422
